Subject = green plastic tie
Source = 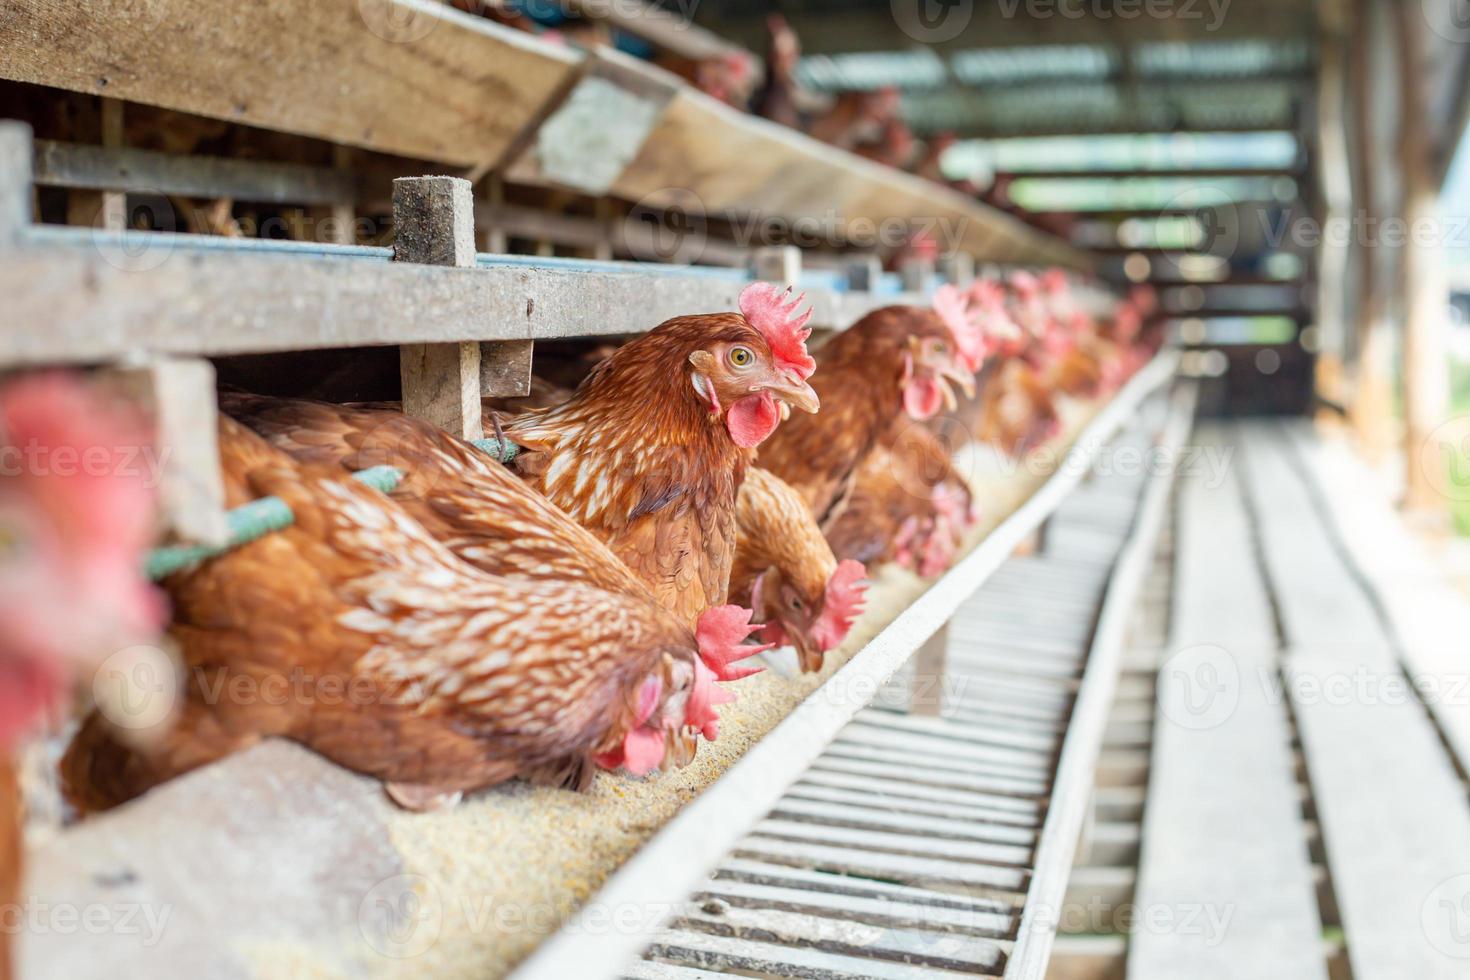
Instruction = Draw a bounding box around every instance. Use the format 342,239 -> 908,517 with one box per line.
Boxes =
471,437 -> 519,464
144,465 -> 404,580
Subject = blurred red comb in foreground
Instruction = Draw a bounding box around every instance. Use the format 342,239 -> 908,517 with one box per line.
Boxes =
933,284 -> 986,374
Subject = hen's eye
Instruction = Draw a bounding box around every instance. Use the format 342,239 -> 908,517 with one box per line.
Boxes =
728,346 -> 754,368
933,341 -> 948,355
788,595 -> 804,611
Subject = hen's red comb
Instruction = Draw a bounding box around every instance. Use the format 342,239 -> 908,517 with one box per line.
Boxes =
1040,268 -> 1070,295
1009,270 -> 1040,296
696,603 -> 772,682
967,279 -> 1006,310
810,559 -> 868,652
739,282 -> 816,380
933,284 -> 985,374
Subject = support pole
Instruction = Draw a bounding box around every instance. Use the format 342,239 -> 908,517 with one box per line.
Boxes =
1395,3 -> 1451,511
0,122 -> 32,243
752,245 -> 802,285
1348,0 -> 1393,460
907,623 -> 950,718
1313,4 -> 1352,407
393,176 -> 484,441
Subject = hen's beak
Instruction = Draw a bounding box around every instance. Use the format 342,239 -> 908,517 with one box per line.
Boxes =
789,626 -> 826,674
766,375 -> 820,415
945,364 -> 977,400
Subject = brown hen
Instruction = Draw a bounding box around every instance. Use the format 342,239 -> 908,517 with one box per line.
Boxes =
729,468 -> 867,672
502,284 -> 819,628
758,304 -> 974,525
62,419 -> 754,813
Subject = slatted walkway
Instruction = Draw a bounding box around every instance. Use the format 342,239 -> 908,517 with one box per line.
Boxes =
623,393 -> 1186,979
1125,421 -> 1470,980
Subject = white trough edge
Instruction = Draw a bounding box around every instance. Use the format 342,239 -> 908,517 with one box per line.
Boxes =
509,348 -> 1183,980
1003,380 -> 1198,980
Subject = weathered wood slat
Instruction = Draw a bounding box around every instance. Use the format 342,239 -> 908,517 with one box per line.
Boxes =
754,819 -> 1033,868
769,796 -> 1038,847
715,859 -> 1015,915
0,0 -> 580,166
645,929 -> 989,979
695,878 -> 1014,938
668,903 -> 1007,974
733,836 -> 1029,894
32,139 -> 357,205
823,741 -> 1050,784
807,756 -> 1046,800
1128,425 -> 1327,980
1237,423 -> 1470,980
1281,423 -> 1470,781
854,710 -> 1061,754
836,723 -> 1053,770
782,783 -> 1041,830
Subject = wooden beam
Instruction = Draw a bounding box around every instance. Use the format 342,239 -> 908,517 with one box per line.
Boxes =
1001,167 -> 1304,182
907,625 -> 950,718
393,175 -> 483,440
479,339 -> 533,398
0,0 -> 581,166
751,245 -> 801,285
561,0 -> 751,63
99,358 -> 229,546
33,140 -> 358,206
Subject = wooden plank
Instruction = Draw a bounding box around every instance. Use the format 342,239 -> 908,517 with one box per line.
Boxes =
393,176 -> 483,440
732,837 -> 1028,895
1127,426 -> 1326,980
753,819 -> 1032,869
645,929 -> 990,980
1283,423 -> 1470,778
32,140 -> 357,205
784,781 -> 1039,829
610,90 -> 1089,270
1005,385 -> 1195,980
480,339 -> 534,398
715,858 -> 1015,916
667,903 -> 1007,974
807,756 -> 1046,800
820,743 -> 1049,788
695,878 -> 1013,938
505,47 -> 680,196
768,796 -> 1037,848
1238,423 -> 1470,980
0,0 -> 581,167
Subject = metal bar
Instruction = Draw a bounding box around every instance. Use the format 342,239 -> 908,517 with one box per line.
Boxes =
508,349 -> 1180,980
1003,381 -> 1198,980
